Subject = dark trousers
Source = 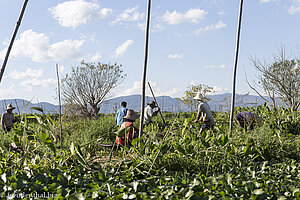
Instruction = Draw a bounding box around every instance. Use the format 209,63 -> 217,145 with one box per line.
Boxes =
3,126 -> 12,132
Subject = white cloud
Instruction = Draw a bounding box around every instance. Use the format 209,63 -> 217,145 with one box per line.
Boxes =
259,0 -> 281,4
115,81 -> 183,98
288,1 -> 300,15
80,32 -> 98,43
0,85 -> 16,99
112,6 -> 144,24
204,64 -> 231,69
0,29 -> 84,62
168,54 -> 184,59
85,52 -> 102,62
6,68 -> 43,79
20,78 -> 56,91
218,10 -> 225,16
161,8 -> 208,25
260,0 -> 272,3
122,81 -> 141,96
113,40 -> 134,58
212,86 -> 229,94
49,0 -> 112,29
194,21 -> 227,35
137,23 -> 165,32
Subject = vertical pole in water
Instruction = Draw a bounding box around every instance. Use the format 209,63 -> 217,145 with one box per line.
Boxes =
229,0 -> 244,135
0,0 -> 29,84
139,0 -> 151,138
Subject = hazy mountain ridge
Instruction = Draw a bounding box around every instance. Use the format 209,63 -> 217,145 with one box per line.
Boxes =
0,93 -> 281,114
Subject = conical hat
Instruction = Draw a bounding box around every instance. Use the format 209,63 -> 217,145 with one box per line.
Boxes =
123,109 -> 140,121
193,92 -> 208,101
147,101 -> 157,107
6,104 -> 15,110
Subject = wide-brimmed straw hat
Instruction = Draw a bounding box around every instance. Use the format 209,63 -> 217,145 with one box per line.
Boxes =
6,104 -> 15,110
123,109 -> 140,121
147,101 -> 157,107
193,92 -> 208,101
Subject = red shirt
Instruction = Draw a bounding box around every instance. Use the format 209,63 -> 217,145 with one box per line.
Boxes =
115,122 -> 139,146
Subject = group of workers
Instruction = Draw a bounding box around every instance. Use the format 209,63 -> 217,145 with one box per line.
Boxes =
114,92 -> 263,146
1,93 -> 263,147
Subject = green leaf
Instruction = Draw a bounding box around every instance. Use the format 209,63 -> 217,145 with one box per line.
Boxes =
129,194 -> 136,199
69,193 -> 85,200
253,189 -> 265,195
221,134 -> 228,146
30,107 -> 44,113
13,135 -> 21,146
1,173 -> 6,183
175,143 -> 186,155
57,174 -> 68,187
70,142 -> 75,155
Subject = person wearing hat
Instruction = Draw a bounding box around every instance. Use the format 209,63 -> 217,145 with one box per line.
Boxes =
143,100 -> 160,127
193,93 -> 215,136
234,111 -> 263,132
115,109 -> 140,146
115,101 -> 128,127
1,104 -> 16,132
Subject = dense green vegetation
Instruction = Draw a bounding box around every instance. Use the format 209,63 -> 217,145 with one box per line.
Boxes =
0,104 -> 299,199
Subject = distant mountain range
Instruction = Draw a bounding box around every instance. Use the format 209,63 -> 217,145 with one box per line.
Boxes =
0,93 -> 281,114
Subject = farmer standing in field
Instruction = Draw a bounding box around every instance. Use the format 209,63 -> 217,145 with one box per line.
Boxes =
193,93 -> 215,136
115,109 -> 140,146
143,101 -> 160,127
115,101 -> 128,128
1,104 -> 16,132
234,111 -> 263,132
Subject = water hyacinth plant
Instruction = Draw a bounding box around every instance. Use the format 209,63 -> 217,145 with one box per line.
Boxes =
0,104 -> 299,199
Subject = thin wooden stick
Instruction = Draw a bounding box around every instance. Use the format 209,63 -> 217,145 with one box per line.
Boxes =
147,82 -> 166,126
56,64 -> 63,150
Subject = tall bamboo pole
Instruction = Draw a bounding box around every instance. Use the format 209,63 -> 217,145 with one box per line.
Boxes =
0,0 -> 29,84
56,64 -> 63,150
229,0 -> 244,134
139,0 -> 151,138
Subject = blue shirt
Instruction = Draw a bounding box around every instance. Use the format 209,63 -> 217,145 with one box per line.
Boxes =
115,107 -> 128,126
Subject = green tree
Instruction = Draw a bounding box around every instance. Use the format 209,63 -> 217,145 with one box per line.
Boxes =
250,48 -> 300,111
178,84 -> 214,112
62,61 -> 125,117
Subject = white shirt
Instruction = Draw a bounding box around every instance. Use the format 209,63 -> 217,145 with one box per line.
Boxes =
143,105 -> 154,124
197,101 -> 215,125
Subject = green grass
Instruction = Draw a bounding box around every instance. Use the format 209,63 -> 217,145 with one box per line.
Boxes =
0,105 -> 299,199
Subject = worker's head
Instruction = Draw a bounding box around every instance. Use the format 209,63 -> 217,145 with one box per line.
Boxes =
193,92 -> 207,102
6,104 -> 15,113
121,101 -> 127,108
123,109 -> 140,122
147,101 -> 156,109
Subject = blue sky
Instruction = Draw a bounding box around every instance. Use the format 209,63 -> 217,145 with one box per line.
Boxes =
0,0 -> 300,104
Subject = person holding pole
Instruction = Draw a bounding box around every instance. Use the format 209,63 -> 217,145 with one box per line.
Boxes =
193,93 -> 215,136
1,104 -> 17,132
143,101 -> 160,127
